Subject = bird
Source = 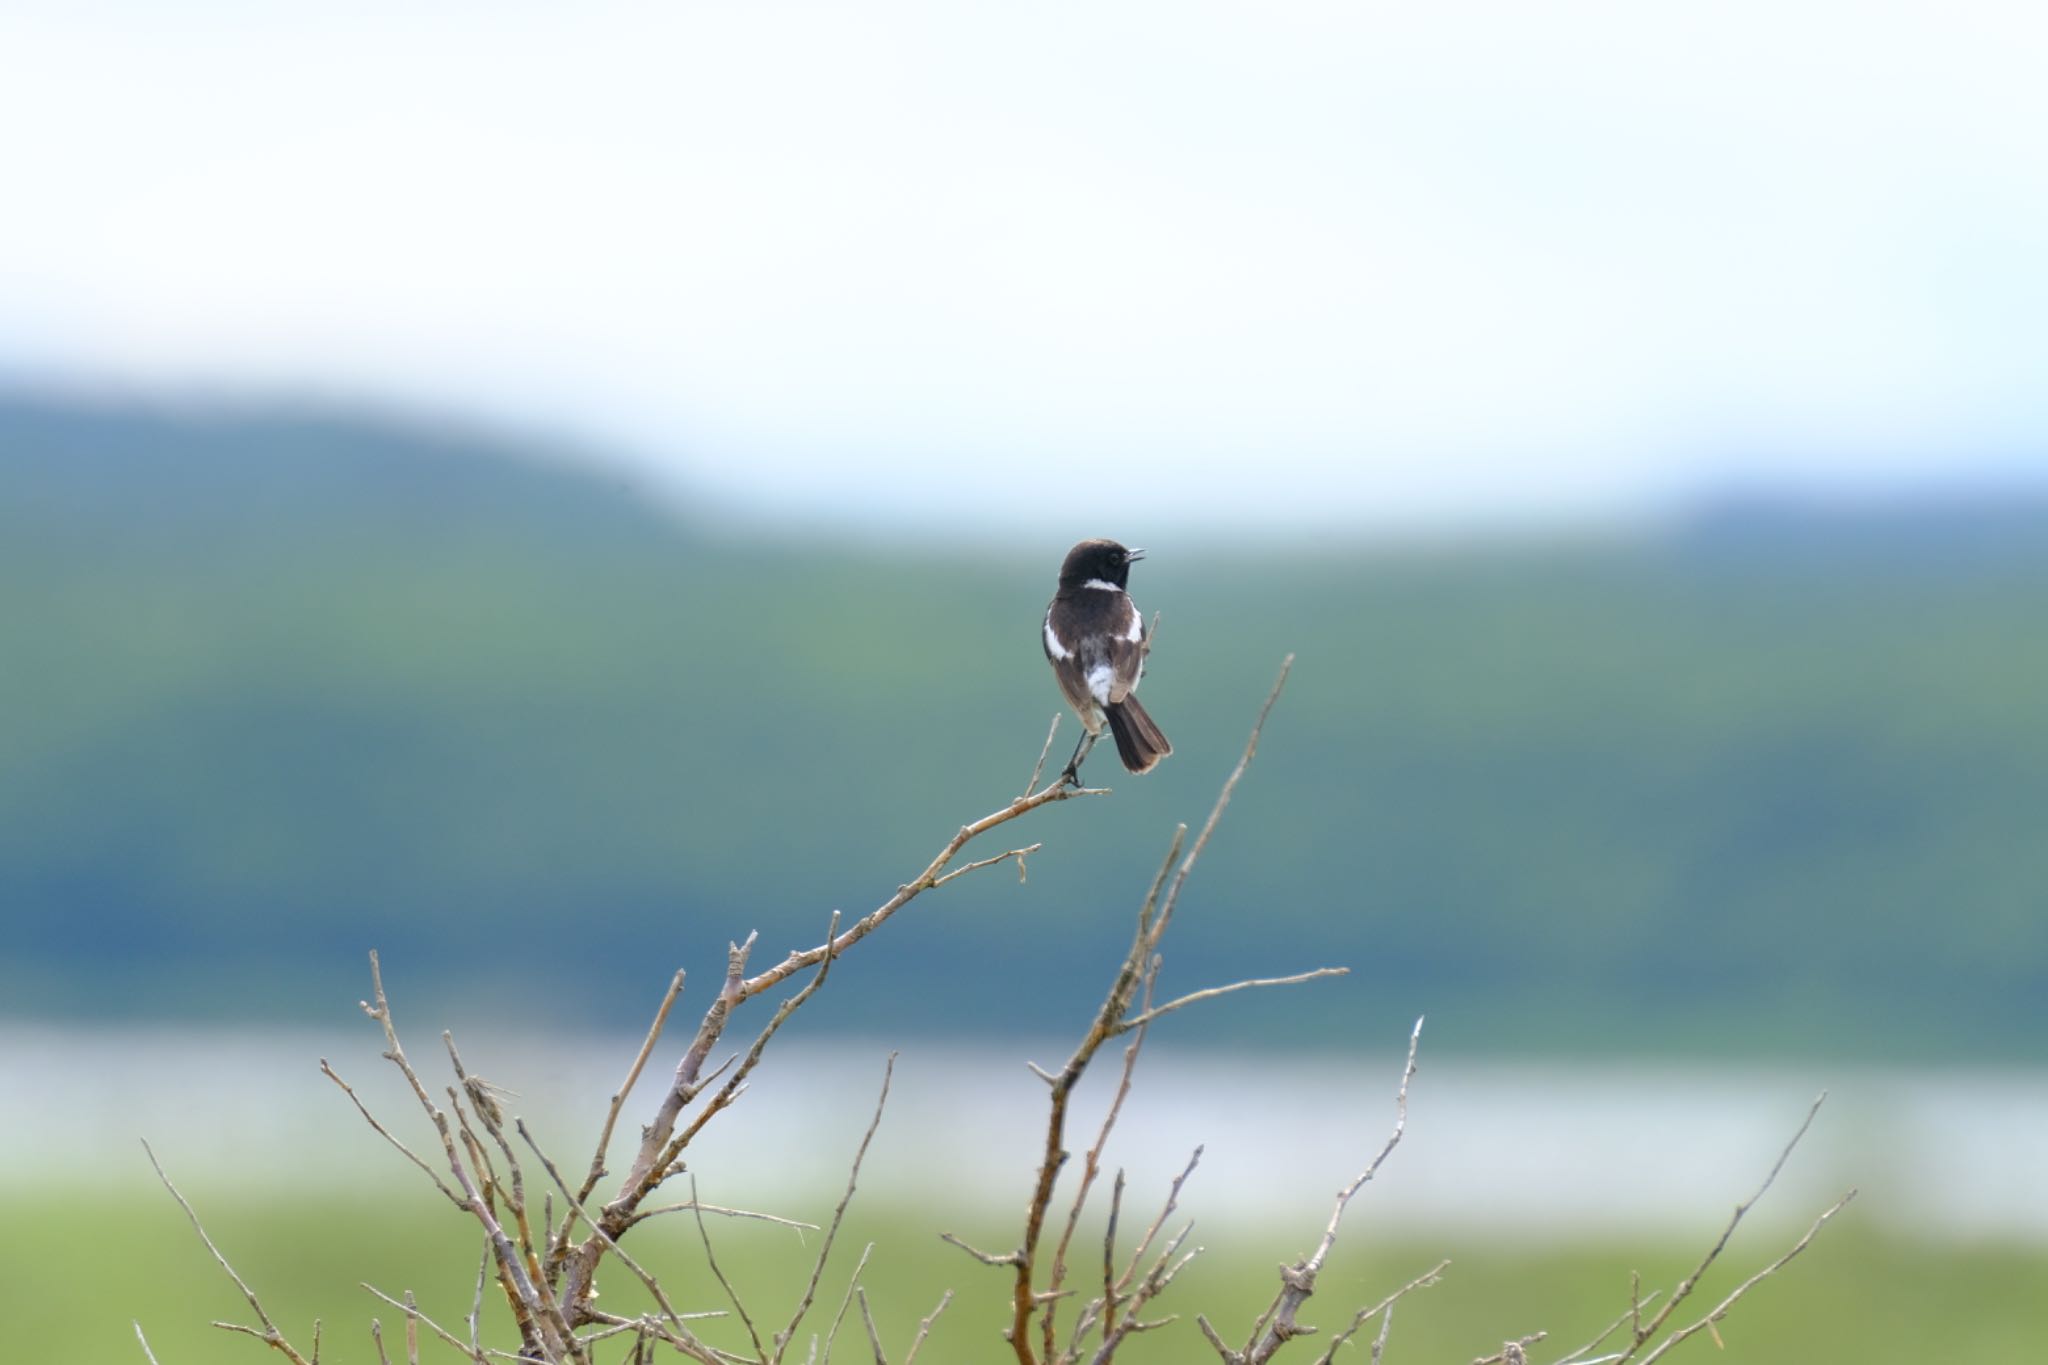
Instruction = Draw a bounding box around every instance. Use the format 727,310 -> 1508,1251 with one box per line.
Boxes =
1042,538 -> 1172,783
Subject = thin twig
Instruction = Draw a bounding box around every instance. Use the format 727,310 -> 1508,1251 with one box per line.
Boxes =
468,1240 -> 490,1363
1114,967 -> 1349,1035
361,1285 -> 479,1361
940,1233 -> 1022,1267
777,1056 -> 896,1362
1613,1092 -> 1831,1364
516,1120 -> 722,1364
691,1174 -> 768,1365
856,1288 -> 888,1365
142,1139 -> 313,1365
1114,1149 -> 1203,1303
578,969 -> 687,1206
1243,1016 -> 1423,1363
998,658 -> 1294,1365
1551,1291 -> 1662,1365
1636,1188 -> 1858,1365
1150,654 -> 1293,944
567,759 -> 1099,1318
1048,957 -> 1158,1360
319,1060 -> 466,1208
1024,715 -> 1062,797
358,953 -> 564,1359
1472,1334 -> 1548,1365
1088,1226 -> 1201,1364
932,843 -> 1042,889
1100,1171 -> 1126,1344
1306,1260 -> 1450,1365
822,1243 -> 878,1365
1367,1301 -> 1395,1365
631,1201 -> 820,1233
902,1291 -> 954,1365
133,1321 -> 163,1365
658,911 -> 846,1177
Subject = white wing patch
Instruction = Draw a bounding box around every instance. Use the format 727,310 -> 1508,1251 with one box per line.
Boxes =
1043,614 -> 1072,661
1086,661 -> 1116,703
1122,602 -> 1145,643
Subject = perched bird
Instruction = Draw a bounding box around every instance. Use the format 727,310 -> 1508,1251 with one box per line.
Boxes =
1042,538 -> 1172,782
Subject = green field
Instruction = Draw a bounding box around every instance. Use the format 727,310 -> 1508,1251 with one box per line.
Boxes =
19,1186 -> 2041,1364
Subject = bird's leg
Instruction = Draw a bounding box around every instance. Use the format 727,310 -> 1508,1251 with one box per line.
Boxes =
1060,728 -> 1099,786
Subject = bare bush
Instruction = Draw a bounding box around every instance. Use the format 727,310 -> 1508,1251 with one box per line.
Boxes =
140,657 -> 1854,1364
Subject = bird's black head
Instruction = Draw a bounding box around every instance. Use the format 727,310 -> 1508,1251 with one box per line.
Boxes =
1058,538 -> 1145,589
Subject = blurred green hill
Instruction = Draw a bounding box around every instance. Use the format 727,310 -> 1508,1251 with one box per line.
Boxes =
4,394 -> 2044,1059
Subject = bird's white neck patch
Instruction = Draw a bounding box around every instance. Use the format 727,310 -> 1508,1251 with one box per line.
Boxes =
1083,579 -> 1123,592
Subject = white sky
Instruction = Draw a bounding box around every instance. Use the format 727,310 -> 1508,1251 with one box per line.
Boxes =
3,1 -> 2045,531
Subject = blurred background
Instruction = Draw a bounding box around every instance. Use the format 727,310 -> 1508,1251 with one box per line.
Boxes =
3,3 -> 2044,1362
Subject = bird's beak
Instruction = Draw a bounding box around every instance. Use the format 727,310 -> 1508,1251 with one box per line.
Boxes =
1127,548 -> 1146,561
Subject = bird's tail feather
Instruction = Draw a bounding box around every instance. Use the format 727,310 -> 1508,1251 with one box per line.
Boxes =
1106,696 -> 1172,774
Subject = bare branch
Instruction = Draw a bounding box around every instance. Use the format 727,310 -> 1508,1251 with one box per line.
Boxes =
1244,1015 -> 1423,1363
992,658 -> 1294,1365
777,1055 -> 897,1362
143,1138 -> 313,1365
133,1321 -> 163,1365
1472,1334 -> 1548,1365
1099,1171 -> 1125,1345
1551,1291 -> 1661,1365
902,1291 -> 954,1365
1114,1149 -> 1203,1304
631,1201 -> 819,1234
1611,1092 -> 1832,1365
1088,1224 -> 1200,1364
659,911 -> 847,1176
1023,715 -> 1062,797
856,1288 -> 888,1365
931,843 -> 1042,889
320,1060 -> 466,1208
1114,967 -> 1348,1035
1048,958 -> 1158,1360
578,968 -> 687,1206
1367,1300 -> 1395,1365
1196,1313 -> 1237,1363
940,1233 -> 1023,1267
1635,1188 -> 1858,1365
823,1244 -> 878,1365
360,1285 -> 483,1362
1150,654 -> 1293,944
516,1120 -> 723,1365
357,953 -> 563,1358
691,1175 -> 768,1365
468,1240 -> 489,1363
1307,1259 -> 1450,1365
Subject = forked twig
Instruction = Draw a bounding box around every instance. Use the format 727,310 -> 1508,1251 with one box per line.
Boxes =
1227,1016 -> 1424,1364
1308,1260 -> 1450,1365
1608,1093 -> 1842,1365
142,1138 -> 314,1365
1636,1189 -> 1857,1365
